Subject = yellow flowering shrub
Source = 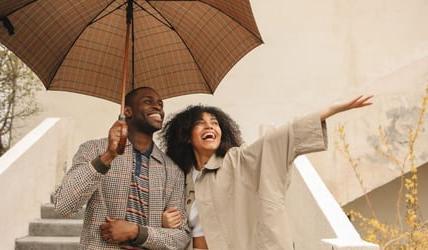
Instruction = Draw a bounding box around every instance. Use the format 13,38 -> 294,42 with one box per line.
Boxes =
337,87 -> 428,250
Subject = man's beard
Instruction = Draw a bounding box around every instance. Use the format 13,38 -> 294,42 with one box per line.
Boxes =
130,117 -> 161,135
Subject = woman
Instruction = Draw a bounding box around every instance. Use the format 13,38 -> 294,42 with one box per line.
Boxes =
160,96 -> 372,250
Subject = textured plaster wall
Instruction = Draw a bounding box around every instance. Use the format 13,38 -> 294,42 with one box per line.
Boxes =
12,0 -> 428,204
344,163 -> 428,232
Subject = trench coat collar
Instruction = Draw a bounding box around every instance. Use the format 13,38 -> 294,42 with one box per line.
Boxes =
203,154 -> 224,170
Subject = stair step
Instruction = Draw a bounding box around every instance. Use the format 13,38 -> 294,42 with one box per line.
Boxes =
15,236 -> 79,250
41,203 -> 85,219
29,219 -> 83,237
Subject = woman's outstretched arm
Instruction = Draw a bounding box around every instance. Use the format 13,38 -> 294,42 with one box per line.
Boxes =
320,95 -> 373,121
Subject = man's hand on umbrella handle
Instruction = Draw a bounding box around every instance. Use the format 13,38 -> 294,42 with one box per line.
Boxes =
320,95 -> 373,121
100,120 -> 128,164
116,115 -> 128,155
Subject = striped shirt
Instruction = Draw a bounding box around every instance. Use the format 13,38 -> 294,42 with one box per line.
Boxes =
122,147 -> 152,249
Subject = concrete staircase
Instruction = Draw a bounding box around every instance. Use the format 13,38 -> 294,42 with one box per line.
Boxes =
15,203 -> 84,250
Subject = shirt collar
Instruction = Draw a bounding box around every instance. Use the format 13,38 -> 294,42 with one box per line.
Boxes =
129,141 -> 165,165
150,144 -> 165,165
203,154 -> 223,170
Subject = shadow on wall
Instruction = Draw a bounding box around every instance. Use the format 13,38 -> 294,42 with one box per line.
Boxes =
344,162 -> 428,226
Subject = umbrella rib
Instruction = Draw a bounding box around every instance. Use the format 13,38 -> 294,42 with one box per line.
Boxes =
133,1 -> 172,28
91,2 -> 127,24
3,0 -> 39,17
151,0 -> 263,43
143,0 -> 214,93
46,0 -> 118,88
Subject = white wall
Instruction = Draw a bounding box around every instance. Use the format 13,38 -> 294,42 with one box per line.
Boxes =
15,0 -> 428,203
344,163 -> 428,230
287,156 -> 378,249
0,118 -> 70,250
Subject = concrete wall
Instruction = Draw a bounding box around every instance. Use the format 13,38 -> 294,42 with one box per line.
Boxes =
4,119 -> 379,249
344,162 -> 428,231
287,156 -> 378,250
11,0 -> 428,209
0,118 -> 70,250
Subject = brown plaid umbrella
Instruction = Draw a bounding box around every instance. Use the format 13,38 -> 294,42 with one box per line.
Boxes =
0,0 -> 263,110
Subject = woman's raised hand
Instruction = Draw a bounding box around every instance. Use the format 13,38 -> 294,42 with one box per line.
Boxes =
320,95 -> 373,121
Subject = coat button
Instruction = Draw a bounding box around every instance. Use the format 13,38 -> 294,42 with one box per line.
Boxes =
187,199 -> 192,205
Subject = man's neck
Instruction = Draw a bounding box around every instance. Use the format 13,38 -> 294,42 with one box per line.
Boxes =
127,128 -> 153,153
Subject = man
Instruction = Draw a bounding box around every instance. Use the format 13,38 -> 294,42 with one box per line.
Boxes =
54,87 -> 190,249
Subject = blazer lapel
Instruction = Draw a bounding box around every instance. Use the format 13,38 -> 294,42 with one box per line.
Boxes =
105,142 -> 134,219
148,145 -> 166,226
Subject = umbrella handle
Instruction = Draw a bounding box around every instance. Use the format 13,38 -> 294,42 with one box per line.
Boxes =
116,114 -> 127,155
117,0 -> 132,155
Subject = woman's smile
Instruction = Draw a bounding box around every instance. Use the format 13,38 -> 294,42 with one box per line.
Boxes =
191,112 -> 222,155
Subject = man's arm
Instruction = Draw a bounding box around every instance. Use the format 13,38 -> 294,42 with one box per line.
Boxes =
54,120 -> 127,217
139,168 -> 191,249
101,168 -> 191,249
54,140 -> 105,216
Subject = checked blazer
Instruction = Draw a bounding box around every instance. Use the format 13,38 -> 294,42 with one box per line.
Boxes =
54,138 -> 190,249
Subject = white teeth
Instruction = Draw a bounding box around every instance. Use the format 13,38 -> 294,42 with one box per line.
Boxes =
149,113 -> 162,120
202,132 -> 215,140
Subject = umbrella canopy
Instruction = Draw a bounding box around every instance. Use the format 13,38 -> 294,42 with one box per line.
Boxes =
0,0 -> 263,103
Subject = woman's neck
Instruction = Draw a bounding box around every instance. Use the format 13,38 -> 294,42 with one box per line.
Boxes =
193,150 -> 215,170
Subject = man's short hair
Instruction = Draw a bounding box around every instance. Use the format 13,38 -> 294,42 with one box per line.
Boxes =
125,86 -> 156,106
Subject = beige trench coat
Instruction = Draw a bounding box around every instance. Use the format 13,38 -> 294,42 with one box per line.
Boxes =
185,113 -> 328,250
